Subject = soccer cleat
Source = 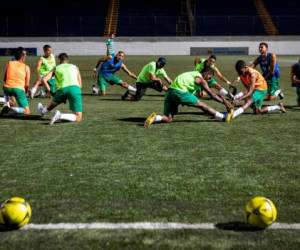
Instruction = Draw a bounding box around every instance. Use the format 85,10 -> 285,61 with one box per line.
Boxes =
278,102 -> 286,113
37,103 -> 44,116
92,85 -> 99,95
225,108 -> 234,123
144,112 -> 157,128
278,91 -> 284,100
29,88 -> 36,99
0,105 -> 10,116
50,110 -> 61,125
121,90 -> 129,100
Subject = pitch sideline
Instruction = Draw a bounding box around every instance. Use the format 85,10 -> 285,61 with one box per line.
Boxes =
23,222 -> 300,230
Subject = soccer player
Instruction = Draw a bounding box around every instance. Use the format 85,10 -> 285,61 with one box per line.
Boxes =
37,53 -> 83,125
194,54 -> 233,98
144,71 -> 233,127
122,57 -> 172,100
93,51 -> 137,96
30,45 -> 56,99
231,60 -> 286,120
106,33 -> 115,57
250,42 -> 284,100
291,60 -> 300,106
1,47 -> 30,115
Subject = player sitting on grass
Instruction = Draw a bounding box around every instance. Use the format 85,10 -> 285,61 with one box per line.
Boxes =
291,59 -> 300,106
30,45 -> 56,99
37,53 -> 83,125
231,60 -> 286,120
144,71 -> 234,127
121,57 -> 172,100
1,47 -> 31,115
250,42 -> 284,100
194,54 -> 233,98
92,51 -> 137,96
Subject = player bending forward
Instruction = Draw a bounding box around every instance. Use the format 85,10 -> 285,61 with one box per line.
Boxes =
93,51 -> 137,96
38,53 -> 83,125
1,47 -> 30,115
231,60 -> 286,120
144,71 -> 233,127
122,57 -> 172,100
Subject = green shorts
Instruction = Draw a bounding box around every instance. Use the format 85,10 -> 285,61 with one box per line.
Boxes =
3,87 -> 29,108
207,77 -> 218,87
267,77 -> 280,96
164,88 -> 199,116
97,73 -> 122,92
48,77 -> 56,94
53,86 -> 82,112
251,89 -> 267,109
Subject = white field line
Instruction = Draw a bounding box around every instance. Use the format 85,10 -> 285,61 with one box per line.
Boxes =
23,222 -> 300,230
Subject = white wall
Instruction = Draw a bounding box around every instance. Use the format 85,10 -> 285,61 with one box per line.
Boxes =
0,37 -> 300,55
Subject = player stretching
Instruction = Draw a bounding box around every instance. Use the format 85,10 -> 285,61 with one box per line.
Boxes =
122,57 -> 172,100
30,45 -> 56,99
1,47 -> 30,115
291,60 -> 300,106
194,54 -> 233,98
250,42 -> 284,100
231,60 -> 286,120
144,71 -> 233,127
93,51 -> 137,96
37,53 -> 83,125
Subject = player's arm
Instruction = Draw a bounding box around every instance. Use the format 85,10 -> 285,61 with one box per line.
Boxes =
249,57 -> 259,68
163,75 -> 172,85
213,66 -> 231,84
24,66 -> 30,93
264,53 -> 276,79
291,67 -> 300,85
238,72 -> 256,101
3,63 -> 8,83
36,58 -> 43,80
195,76 -> 224,103
94,56 -> 110,71
77,67 -> 82,88
121,63 -> 138,80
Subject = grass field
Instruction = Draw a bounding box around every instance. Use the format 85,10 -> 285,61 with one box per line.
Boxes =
0,55 -> 299,249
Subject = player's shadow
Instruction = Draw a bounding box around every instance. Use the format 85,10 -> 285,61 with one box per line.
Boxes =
284,105 -> 300,111
0,114 -> 42,120
215,221 -> 264,231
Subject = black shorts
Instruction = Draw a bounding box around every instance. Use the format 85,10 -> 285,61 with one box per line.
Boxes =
134,81 -> 164,101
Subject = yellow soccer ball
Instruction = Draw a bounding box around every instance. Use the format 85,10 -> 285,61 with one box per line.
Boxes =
0,197 -> 32,229
245,196 -> 277,228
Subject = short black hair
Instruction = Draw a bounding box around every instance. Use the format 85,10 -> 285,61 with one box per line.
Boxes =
157,57 -> 167,68
43,44 -> 51,50
58,53 -> 69,61
15,47 -> 26,60
209,54 -> 217,60
235,60 -> 246,75
259,42 -> 268,48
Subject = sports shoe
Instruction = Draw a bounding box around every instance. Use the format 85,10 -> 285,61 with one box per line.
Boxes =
29,88 -> 36,99
278,91 -> 284,100
37,103 -> 44,116
278,102 -> 286,113
0,105 -> 10,116
225,108 -> 234,123
92,84 -> 99,95
144,112 -> 157,128
121,90 -> 129,100
50,110 -> 61,125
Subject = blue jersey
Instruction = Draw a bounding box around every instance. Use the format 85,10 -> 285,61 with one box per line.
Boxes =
100,56 -> 123,78
257,53 -> 280,79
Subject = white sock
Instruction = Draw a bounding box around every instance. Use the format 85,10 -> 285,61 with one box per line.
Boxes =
233,107 -> 244,118
31,87 -> 37,96
274,89 -> 281,97
10,107 -> 25,114
128,85 -> 136,93
42,106 -> 49,115
267,105 -> 280,113
234,92 -> 244,100
214,112 -> 225,121
154,115 -> 163,122
0,97 -> 5,104
219,88 -> 228,97
60,113 -> 77,122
